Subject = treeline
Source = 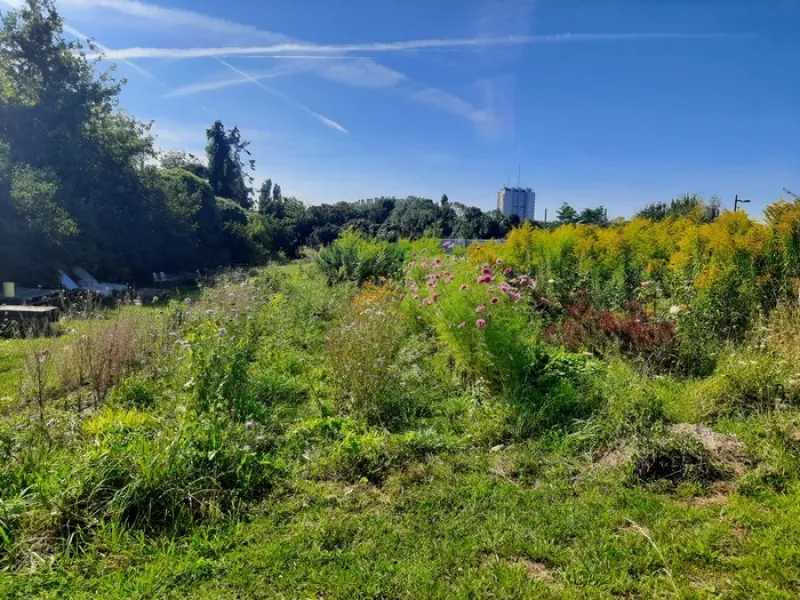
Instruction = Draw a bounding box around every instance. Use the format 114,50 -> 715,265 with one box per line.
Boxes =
0,1 -> 522,286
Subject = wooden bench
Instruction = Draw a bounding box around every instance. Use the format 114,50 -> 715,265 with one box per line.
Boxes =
0,305 -> 59,337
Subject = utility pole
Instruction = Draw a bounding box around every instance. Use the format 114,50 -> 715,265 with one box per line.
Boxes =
734,194 -> 751,212
544,208 -> 548,225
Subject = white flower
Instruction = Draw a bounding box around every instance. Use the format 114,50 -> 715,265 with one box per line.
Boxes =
669,305 -> 681,315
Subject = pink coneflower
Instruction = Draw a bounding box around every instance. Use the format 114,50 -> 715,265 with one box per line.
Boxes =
513,294 -> 522,302
413,294 -> 419,300
496,258 -> 503,265
482,267 -> 492,276
460,284 -> 468,291
475,305 -> 485,313
449,275 -> 456,281
476,319 -> 487,328
490,297 -> 499,304
412,252 -> 418,257
434,257 -> 442,265
431,294 -> 439,302
408,261 -> 415,268
641,281 -> 650,288
421,248 -> 427,254
458,321 -> 466,328
417,315 -> 423,321
503,267 -> 512,275
421,258 -> 428,267
477,274 -> 495,284
423,298 -> 432,305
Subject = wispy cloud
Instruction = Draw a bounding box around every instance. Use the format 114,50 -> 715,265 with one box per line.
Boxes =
165,62 -> 315,97
213,58 -> 348,134
58,0 -> 285,41
63,24 -> 154,79
410,88 -> 489,125
92,32 -> 746,61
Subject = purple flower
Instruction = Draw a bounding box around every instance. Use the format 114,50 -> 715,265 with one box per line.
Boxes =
476,319 -> 487,329
490,297 -> 499,304
475,305 -> 485,313
245,421 -> 254,429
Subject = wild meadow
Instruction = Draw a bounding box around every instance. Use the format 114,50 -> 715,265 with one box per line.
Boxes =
1,197 -> 800,599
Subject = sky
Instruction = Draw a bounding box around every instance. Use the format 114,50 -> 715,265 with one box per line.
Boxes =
2,0 -> 799,218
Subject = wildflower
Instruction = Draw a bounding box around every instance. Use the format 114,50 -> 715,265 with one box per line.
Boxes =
460,284 -> 468,291
449,275 -> 456,281
490,297 -> 499,304
408,261 -> 416,268
487,313 -> 492,319
496,258 -> 503,265
182,343 -> 191,351
431,294 -> 439,302
256,435 -> 265,442
514,294 -> 522,302
413,294 -> 420,300
476,319 -> 487,328
217,327 -> 227,336
421,248 -> 427,254
245,421 -> 254,429
423,298 -> 432,305
641,281 -> 651,288
475,305 -> 485,313
421,258 -> 428,267
184,297 -> 193,305
669,305 -> 681,315
449,323 -> 454,329
434,257 -> 442,265
503,267 -> 512,275
458,321 -> 466,328
228,292 -> 235,298
417,315 -> 423,322
482,267 -> 492,275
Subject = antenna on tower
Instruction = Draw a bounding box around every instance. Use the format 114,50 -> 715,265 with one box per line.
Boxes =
517,164 -> 521,187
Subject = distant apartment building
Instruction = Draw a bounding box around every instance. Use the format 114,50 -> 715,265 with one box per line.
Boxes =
497,186 -> 535,221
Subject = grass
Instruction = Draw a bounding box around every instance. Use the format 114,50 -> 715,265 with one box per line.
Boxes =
1,262 -> 799,599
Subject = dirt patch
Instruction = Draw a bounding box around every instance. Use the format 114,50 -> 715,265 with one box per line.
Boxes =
670,424 -> 750,475
593,444 -> 634,472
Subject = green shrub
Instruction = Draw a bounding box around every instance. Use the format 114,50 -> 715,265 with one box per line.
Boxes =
317,231 -> 404,285
690,351 -> 800,419
112,375 -> 157,409
51,416 -> 283,538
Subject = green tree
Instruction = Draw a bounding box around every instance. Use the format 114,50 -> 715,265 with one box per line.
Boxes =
578,206 -> 608,226
272,183 -> 282,202
258,178 -> 272,213
556,203 -> 579,225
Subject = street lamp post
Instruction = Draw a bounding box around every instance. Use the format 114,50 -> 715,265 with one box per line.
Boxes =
734,194 -> 751,212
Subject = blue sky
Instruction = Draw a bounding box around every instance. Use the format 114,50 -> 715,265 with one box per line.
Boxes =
3,0 -> 799,217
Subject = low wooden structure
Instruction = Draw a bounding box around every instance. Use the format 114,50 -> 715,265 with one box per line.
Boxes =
2,287 -> 60,306
0,305 -> 59,336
